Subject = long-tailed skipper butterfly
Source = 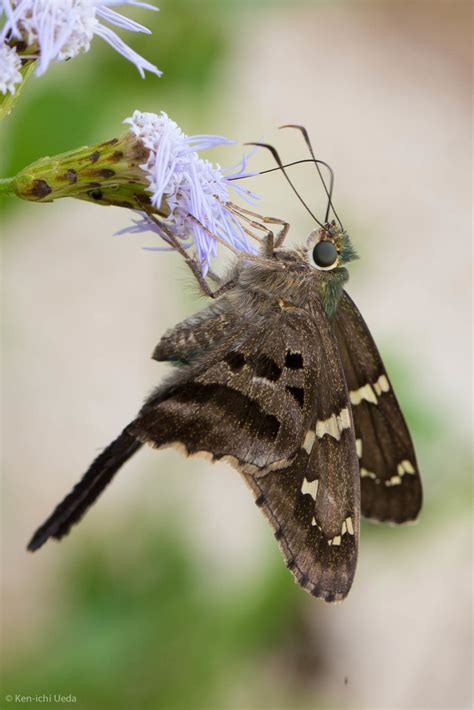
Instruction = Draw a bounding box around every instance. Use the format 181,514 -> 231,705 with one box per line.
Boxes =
28,126 -> 422,602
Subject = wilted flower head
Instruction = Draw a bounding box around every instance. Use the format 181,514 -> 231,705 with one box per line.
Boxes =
0,41 -> 21,94
0,0 -> 161,88
123,110 -> 258,272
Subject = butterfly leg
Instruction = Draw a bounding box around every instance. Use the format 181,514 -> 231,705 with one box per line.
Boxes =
175,256 -> 234,299
209,279 -> 238,298
241,210 -> 289,248
225,204 -> 276,258
227,203 -> 290,249
274,220 -> 290,247
146,215 -> 218,297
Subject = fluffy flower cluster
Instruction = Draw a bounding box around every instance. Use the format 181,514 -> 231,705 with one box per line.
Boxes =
0,41 -> 21,93
0,0 -> 160,94
124,110 -> 257,272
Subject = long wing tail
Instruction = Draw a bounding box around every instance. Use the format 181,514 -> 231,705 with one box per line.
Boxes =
27,428 -> 142,552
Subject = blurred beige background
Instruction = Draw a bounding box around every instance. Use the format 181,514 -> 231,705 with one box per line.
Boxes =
1,2 -> 472,709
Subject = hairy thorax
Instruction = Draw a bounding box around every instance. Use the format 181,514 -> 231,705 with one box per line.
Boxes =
234,248 -> 349,318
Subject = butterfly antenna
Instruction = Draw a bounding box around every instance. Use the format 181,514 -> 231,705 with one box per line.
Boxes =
229,158 -> 333,178
252,159 -> 331,177
279,125 -> 344,230
245,142 -> 325,229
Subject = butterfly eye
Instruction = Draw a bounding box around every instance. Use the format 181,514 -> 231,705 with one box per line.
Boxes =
312,240 -> 338,269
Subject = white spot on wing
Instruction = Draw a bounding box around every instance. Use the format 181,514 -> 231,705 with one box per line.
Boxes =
373,374 -> 390,396
401,459 -> 415,474
361,459 -> 416,487
356,438 -> 363,458
302,430 -> 315,454
360,467 -> 377,480
326,517 -> 355,545
340,407 -> 351,429
397,459 -> 416,477
350,383 -> 378,406
301,477 -> 319,500
315,407 -> 351,440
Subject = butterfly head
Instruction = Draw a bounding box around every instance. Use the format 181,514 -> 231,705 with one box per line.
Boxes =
306,221 -> 358,272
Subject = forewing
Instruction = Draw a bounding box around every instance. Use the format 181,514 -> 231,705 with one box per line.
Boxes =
244,306 -> 360,602
332,291 -> 422,523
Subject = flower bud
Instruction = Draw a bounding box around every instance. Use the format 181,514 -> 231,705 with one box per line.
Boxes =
11,131 -> 170,215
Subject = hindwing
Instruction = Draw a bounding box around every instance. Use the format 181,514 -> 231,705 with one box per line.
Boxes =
244,442 -> 358,602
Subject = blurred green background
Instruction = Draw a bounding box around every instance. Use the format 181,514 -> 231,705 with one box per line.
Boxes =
1,1 -> 472,709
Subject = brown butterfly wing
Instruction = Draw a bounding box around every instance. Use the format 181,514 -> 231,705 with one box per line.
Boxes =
333,291 -> 422,523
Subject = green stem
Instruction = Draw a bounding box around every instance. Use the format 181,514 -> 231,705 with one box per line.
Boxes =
0,177 -> 15,196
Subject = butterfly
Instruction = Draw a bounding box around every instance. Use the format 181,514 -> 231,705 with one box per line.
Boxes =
27,127 -> 422,602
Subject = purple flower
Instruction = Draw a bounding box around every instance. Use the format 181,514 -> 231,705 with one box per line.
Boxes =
0,0 -> 161,85
123,110 -> 258,273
